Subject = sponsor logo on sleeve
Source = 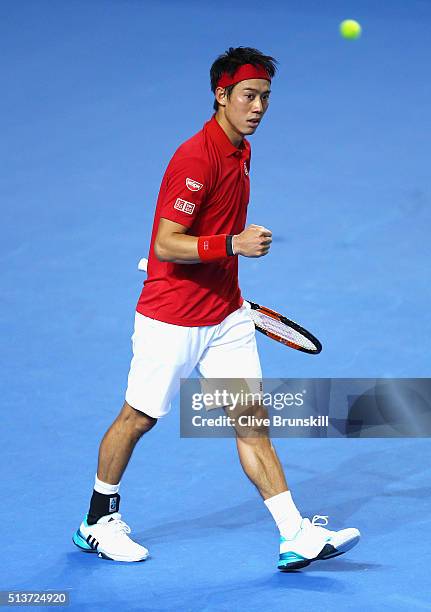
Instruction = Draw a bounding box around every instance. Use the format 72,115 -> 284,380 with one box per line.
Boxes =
186,178 -> 203,191
243,162 -> 249,176
174,198 -> 195,215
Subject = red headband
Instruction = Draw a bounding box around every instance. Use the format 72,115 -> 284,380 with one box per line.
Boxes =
217,63 -> 271,89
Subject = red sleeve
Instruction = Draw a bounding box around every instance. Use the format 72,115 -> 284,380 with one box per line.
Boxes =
159,155 -> 209,228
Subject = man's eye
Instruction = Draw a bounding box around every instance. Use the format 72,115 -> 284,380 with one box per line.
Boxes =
246,94 -> 254,100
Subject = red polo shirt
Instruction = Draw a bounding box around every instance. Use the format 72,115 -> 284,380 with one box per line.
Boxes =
136,116 -> 251,326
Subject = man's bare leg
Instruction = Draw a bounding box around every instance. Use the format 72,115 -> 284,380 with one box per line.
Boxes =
97,401 -> 157,485
73,401 -> 153,560
236,434 -> 288,500
231,405 -> 361,570
226,403 -> 288,499
229,403 -> 302,539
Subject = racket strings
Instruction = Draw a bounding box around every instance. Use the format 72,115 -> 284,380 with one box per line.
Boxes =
249,309 -> 317,351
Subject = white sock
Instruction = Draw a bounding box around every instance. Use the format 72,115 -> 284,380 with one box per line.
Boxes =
94,474 -> 120,496
264,490 -> 303,539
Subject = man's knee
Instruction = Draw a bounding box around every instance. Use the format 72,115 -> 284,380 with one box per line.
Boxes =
121,401 -> 158,438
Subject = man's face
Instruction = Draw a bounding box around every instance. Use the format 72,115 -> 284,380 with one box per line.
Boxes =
220,78 -> 271,138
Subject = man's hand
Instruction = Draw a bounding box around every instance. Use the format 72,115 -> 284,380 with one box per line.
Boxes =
233,224 -> 272,258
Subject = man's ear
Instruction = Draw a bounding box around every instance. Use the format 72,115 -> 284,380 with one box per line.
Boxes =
215,86 -> 227,108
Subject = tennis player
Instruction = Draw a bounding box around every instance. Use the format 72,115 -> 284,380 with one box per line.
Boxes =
73,47 -> 360,570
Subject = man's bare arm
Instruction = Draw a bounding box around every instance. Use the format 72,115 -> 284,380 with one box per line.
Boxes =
154,218 -> 272,263
154,218 -> 200,263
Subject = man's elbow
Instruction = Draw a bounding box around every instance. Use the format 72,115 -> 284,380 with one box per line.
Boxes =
154,239 -> 172,262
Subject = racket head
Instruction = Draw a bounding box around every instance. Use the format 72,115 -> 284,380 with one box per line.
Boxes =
245,301 -> 322,355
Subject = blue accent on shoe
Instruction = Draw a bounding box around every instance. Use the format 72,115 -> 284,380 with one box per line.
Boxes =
279,551 -> 307,563
72,529 -> 95,552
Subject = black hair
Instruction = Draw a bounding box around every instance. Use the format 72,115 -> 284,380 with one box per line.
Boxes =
210,46 -> 278,111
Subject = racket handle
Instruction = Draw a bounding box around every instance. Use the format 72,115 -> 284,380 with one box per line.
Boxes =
138,257 -> 148,272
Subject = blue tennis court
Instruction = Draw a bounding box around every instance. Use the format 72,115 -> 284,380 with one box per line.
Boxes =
2,0 -> 431,609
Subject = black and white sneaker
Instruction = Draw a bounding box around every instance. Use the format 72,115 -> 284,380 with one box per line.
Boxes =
73,513 -> 149,562
278,515 -> 360,571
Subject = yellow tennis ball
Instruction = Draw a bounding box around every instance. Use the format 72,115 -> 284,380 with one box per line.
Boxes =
340,19 -> 362,40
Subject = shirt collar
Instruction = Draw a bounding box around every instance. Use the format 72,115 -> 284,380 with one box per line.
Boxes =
206,115 -> 250,159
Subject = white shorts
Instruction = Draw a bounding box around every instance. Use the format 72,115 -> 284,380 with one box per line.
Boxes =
125,304 -> 262,418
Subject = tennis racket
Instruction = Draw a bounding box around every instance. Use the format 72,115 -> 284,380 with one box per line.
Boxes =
137,257 -> 322,355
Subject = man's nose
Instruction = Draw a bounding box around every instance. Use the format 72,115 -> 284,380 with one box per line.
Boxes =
252,97 -> 263,114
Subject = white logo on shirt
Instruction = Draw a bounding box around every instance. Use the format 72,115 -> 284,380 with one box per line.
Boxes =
174,198 -> 195,215
186,178 -> 203,191
243,162 -> 249,176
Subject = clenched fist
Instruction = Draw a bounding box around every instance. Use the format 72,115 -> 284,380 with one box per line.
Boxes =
233,224 -> 272,258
